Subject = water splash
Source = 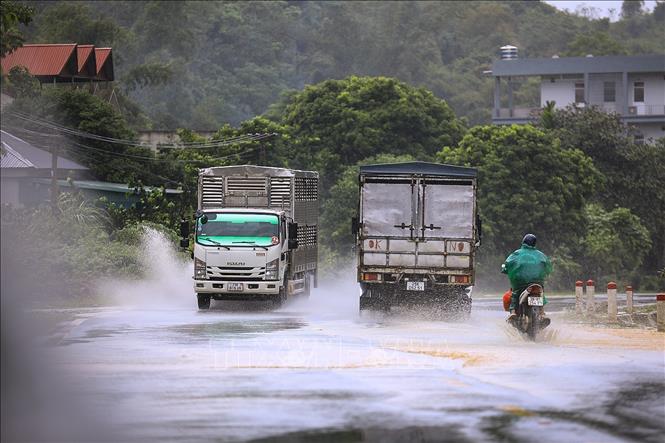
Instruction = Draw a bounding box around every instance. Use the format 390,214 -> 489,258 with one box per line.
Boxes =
99,227 -> 193,308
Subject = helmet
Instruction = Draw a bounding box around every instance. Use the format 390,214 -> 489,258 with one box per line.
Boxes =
522,233 -> 537,247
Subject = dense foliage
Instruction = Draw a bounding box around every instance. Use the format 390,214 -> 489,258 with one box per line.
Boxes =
18,1 -> 665,128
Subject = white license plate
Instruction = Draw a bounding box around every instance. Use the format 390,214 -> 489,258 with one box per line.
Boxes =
528,296 -> 543,306
227,283 -> 244,292
406,281 -> 425,291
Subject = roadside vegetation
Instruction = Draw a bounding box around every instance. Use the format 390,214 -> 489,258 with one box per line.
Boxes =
1,1 -> 664,301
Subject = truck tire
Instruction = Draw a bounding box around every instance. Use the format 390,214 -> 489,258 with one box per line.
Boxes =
359,287 -> 391,313
197,294 -> 211,310
273,277 -> 288,308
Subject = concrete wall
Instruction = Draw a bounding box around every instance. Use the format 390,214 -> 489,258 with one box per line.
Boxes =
540,78 -> 576,107
634,122 -> 665,141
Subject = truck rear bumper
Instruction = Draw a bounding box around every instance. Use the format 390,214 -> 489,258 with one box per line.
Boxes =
194,280 -> 280,295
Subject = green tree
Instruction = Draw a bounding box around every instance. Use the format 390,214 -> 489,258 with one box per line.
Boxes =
621,0 -> 645,18
544,106 -> 665,273
564,31 -> 628,56
33,2 -> 120,45
280,76 -> 466,192
582,204 -> 651,279
437,124 -> 601,253
3,66 -> 40,98
5,89 -> 159,184
0,1 -> 33,58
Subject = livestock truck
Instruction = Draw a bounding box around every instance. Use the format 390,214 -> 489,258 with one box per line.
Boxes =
352,162 -> 480,313
183,165 -> 319,309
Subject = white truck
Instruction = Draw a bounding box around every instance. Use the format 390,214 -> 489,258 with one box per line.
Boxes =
183,165 -> 318,309
352,162 -> 480,313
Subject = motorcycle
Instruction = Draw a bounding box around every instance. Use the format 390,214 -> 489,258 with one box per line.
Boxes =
510,283 -> 550,339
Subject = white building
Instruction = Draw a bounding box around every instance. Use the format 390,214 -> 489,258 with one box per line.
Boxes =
490,52 -> 665,142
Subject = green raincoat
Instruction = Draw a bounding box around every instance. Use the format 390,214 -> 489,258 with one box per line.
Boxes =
501,243 -> 552,310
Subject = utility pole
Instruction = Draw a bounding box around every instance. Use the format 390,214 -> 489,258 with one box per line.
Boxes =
51,146 -> 59,215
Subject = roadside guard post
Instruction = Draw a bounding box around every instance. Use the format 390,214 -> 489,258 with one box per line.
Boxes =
586,279 -> 595,315
575,280 -> 584,314
657,294 -> 665,332
607,282 -> 617,322
625,285 -> 634,313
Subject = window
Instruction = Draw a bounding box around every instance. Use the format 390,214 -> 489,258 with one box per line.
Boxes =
575,81 -> 585,103
634,81 -> 644,102
634,133 -> 644,144
603,81 -> 615,102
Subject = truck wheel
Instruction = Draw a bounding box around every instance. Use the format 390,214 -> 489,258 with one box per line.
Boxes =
273,280 -> 288,308
359,288 -> 390,313
197,294 -> 211,310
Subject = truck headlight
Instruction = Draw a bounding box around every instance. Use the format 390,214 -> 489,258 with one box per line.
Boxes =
195,257 -> 207,279
265,258 -> 279,280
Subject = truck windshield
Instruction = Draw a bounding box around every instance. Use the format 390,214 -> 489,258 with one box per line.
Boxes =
196,213 -> 279,247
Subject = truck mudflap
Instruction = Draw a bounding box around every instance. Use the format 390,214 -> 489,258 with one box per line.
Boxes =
194,280 -> 280,295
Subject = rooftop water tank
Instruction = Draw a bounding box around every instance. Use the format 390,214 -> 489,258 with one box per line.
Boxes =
500,45 -> 518,60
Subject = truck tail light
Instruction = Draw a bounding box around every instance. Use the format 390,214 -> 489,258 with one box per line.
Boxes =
450,275 -> 470,284
362,273 -> 381,281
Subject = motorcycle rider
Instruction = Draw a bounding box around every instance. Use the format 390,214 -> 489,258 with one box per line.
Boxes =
501,234 -> 552,326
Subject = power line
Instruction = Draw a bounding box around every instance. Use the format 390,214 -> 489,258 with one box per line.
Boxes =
4,124 -> 268,163
6,111 -> 278,149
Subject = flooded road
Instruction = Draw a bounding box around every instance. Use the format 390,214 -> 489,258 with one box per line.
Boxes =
15,286 -> 665,443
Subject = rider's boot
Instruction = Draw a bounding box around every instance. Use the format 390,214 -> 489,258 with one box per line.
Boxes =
507,309 -> 518,326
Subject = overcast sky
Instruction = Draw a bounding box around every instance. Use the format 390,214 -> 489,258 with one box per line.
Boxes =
545,0 -> 657,21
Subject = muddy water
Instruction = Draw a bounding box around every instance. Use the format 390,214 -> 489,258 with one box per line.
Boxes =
31,281 -> 663,443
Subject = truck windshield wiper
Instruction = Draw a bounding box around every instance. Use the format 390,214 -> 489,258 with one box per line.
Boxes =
232,241 -> 268,250
198,237 -> 230,249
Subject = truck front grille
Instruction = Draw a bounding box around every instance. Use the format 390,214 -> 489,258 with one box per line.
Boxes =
206,266 -> 266,280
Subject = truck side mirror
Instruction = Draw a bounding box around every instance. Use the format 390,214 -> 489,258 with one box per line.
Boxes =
288,222 -> 299,250
351,217 -> 358,236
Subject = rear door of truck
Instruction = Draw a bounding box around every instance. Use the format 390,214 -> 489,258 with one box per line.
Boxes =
420,177 -> 475,269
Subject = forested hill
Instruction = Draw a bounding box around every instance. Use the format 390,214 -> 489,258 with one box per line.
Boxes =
22,0 -> 665,129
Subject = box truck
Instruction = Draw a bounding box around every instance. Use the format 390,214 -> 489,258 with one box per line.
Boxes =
184,165 -> 318,309
353,162 -> 480,313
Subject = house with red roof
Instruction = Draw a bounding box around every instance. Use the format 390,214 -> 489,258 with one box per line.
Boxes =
1,43 -> 114,83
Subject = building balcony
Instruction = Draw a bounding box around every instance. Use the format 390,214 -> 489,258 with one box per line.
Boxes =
493,104 -> 665,124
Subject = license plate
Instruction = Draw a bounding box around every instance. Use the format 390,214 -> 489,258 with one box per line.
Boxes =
528,296 -> 543,306
406,281 -> 425,291
227,283 -> 243,292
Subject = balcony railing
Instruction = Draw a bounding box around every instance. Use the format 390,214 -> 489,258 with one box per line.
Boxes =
495,108 -> 541,119
495,104 -> 665,120
624,104 -> 665,116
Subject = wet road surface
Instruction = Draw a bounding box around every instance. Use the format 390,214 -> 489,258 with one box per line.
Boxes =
24,288 -> 665,442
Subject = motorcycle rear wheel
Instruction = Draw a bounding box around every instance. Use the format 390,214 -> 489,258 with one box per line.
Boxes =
526,306 -> 540,339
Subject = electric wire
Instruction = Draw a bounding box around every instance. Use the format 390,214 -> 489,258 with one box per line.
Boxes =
6,111 -> 278,149
3,124 -> 268,163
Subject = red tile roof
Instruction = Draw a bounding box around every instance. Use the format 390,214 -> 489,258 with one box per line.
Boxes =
1,43 -> 77,76
94,48 -> 112,75
76,44 -> 94,73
